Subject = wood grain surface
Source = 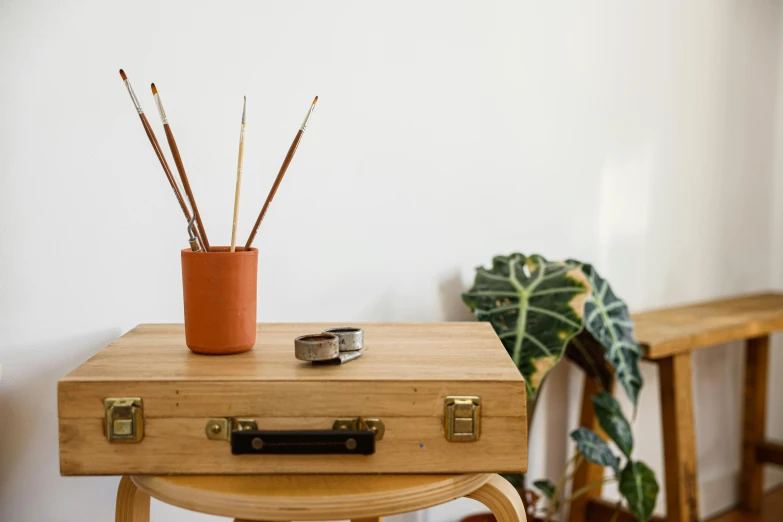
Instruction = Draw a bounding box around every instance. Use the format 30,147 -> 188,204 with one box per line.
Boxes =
59,322 -> 527,475
633,292 -> 783,359
62,323 -> 523,382
659,352 -> 699,522
131,473 -> 494,521
740,335 -> 770,513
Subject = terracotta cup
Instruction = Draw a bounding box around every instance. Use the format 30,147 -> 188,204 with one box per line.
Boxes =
181,246 -> 258,354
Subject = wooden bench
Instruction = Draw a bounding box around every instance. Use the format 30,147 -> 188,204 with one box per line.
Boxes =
568,292 -> 783,522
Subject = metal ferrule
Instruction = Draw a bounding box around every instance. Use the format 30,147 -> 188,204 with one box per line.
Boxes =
187,216 -> 201,252
300,103 -> 316,131
153,93 -> 168,124
124,80 -> 143,114
241,96 -> 247,124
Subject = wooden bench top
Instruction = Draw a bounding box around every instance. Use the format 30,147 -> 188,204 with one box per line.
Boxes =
633,292 -> 783,359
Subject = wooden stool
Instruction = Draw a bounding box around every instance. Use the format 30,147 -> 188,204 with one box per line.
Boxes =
116,473 -> 526,522
569,292 -> 783,522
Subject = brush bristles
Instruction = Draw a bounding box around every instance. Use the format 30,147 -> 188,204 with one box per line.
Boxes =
119,69 -> 127,81
313,96 -> 318,105
151,83 -> 158,95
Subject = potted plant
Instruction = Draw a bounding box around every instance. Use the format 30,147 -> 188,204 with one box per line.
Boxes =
461,253 -> 659,521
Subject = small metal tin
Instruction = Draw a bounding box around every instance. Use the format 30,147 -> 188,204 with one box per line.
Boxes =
295,333 -> 340,362
312,351 -> 363,366
323,327 -> 363,352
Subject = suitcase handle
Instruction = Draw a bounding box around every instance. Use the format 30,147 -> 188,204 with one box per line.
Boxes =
231,429 -> 375,455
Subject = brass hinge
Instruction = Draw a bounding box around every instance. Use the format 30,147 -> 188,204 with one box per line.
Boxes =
444,396 -> 481,442
104,397 -> 144,443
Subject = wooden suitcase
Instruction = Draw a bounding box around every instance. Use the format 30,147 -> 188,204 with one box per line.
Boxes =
58,322 -> 527,475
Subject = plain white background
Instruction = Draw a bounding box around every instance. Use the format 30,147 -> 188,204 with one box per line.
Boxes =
2,1 -> 783,520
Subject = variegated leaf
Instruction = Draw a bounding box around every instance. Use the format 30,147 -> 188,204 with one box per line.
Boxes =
462,253 -> 591,398
579,263 -> 643,406
570,427 -> 620,473
591,391 -> 633,457
619,460 -> 659,521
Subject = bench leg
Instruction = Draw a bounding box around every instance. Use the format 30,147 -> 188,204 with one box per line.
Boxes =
659,352 -> 699,522
467,474 -> 526,522
116,476 -> 150,522
568,374 -> 611,522
740,334 -> 769,513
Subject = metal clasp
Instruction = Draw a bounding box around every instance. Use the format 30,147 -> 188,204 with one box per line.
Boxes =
444,396 -> 481,442
105,398 -> 144,443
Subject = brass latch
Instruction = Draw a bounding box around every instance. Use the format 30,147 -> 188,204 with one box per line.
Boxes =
444,396 -> 481,441
104,398 -> 144,443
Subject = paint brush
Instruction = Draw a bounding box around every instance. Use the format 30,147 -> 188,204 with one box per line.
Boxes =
230,96 -> 247,252
119,69 -> 203,250
244,96 -> 317,248
152,83 -> 211,251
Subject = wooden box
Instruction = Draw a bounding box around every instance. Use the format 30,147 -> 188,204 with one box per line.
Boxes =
58,323 -> 527,475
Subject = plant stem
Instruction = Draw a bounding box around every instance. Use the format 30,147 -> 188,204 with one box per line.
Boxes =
544,453 -> 583,522
570,335 -> 604,389
544,461 -> 618,522
609,501 -> 622,522
563,455 -> 584,483
565,476 -> 616,504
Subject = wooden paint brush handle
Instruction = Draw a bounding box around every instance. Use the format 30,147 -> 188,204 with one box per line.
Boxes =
244,130 -> 302,248
139,113 -> 204,249
164,124 -> 211,251
244,96 -> 316,249
231,98 -> 247,253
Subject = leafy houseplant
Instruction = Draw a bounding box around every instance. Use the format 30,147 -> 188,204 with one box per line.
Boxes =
462,253 -> 659,521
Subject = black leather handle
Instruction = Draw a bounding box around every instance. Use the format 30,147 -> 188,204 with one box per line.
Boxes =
231,430 -> 375,455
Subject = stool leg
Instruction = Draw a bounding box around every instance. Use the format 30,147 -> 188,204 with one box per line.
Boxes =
467,474 -> 526,522
659,352 -> 698,522
740,334 -> 769,513
116,476 -> 150,522
568,374 -> 612,522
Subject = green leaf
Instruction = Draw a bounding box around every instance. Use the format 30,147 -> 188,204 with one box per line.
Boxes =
579,263 -> 643,406
533,479 -> 556,499
570,427 -> 620,473
619,460 -> 659,521
591,391 -> 633,457
462,254 -> 591,398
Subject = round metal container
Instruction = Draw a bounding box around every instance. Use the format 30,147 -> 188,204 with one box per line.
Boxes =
294,333 -> 340,361
323,327 -> 364,352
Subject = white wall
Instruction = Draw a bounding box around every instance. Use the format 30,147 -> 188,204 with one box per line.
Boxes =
1,1 -> 782,521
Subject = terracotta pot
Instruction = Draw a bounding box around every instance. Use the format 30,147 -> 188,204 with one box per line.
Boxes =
181,246 -> 258,354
